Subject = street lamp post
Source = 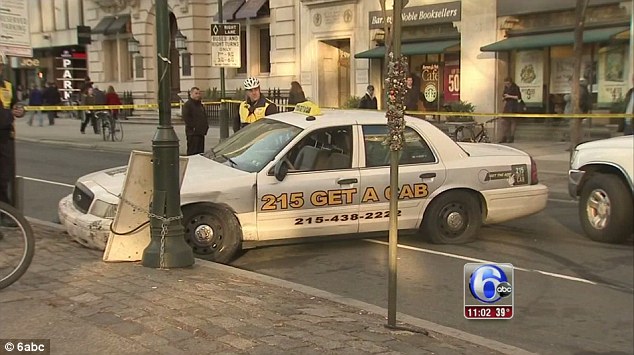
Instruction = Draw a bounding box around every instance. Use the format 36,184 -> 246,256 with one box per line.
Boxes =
142,0 -> 194,268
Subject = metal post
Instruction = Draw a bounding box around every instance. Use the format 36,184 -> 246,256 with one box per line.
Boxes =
387,0 -> 404,328
218,0 -> 229,140
142,0 -> 194,268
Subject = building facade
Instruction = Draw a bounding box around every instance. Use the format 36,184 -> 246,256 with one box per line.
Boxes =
19,0 -> 631,116
14,0 -> 89,99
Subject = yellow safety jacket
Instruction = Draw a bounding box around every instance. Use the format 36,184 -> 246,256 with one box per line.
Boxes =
0,81 -> 12,109
0,80 -> 16,140
239,97 -> 274,124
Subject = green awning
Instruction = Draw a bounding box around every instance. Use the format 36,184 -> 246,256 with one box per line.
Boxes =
355,40 -> 460,59
480,26 -> 629,52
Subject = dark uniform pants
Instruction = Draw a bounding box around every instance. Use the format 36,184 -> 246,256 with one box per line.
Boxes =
0,137 -> 15,205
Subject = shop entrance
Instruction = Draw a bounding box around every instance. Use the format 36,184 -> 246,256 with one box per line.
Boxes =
168,12 -> 181,100
318,39 -> 351,108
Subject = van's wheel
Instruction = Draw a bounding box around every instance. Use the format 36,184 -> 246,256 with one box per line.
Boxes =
182,205 -> 242,264
421,191 -> 481,244
579,173 -> 633,243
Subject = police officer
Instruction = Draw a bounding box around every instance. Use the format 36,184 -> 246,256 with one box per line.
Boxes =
0,51 -> 26,208
233,77 -> 278,132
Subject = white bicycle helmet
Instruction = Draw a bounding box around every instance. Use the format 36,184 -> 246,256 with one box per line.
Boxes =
243,77 -> 260,90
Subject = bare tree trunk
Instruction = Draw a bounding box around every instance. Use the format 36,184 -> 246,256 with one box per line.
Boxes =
570,0 -> 590,152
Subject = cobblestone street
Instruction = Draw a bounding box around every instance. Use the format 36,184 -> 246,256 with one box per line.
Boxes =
0,223 -> 518,354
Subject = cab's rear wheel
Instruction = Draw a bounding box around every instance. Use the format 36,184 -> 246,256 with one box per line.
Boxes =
421,191 -> 481,244
182,205 -> 242,264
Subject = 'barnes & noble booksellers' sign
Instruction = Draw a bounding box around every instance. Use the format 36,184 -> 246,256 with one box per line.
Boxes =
369,1 -> 461,29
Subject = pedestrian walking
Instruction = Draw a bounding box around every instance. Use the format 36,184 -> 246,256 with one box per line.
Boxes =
80,87 -> 99,134
288,81 -> 307,110
43,82 -> 61,125
27,84 -> 44,127
0,50 -> 26,208
499,77 -> 522,143
93,86 -> 106,105
358,84 -> 378,109
234,77 -> 278,132
105,86 -> 122,121
182,87 -> 209,155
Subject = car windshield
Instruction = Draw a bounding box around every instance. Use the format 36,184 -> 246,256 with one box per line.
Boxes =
203,119 -> 302,173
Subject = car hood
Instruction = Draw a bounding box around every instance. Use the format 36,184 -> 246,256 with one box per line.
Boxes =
77,154 -> 254,204
458,142 -> 528,157
577,136 -> 634,150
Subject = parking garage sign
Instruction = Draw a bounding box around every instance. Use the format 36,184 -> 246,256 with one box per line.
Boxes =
210,23 -> 241,68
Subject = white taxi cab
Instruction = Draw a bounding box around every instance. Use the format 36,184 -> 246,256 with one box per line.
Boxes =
59,103 -> 548,263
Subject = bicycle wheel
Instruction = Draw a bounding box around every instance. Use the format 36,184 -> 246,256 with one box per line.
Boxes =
112,120 -> 123,142
101,118 -> 111,141
0,202 -> 35,290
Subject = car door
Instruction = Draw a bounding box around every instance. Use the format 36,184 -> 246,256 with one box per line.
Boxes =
256,125 -> 361,240
358,124 -> 447,232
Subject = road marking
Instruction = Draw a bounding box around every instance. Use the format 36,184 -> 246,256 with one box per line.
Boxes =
19,176 -> 74,188
364,239 -> 598,286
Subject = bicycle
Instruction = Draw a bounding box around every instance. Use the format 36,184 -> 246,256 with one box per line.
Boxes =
0,201 -> 35,290
453,118 -> 497,143
96,111 -> 124,142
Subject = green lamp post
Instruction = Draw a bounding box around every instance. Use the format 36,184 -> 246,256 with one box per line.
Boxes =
142,0 -> 194,268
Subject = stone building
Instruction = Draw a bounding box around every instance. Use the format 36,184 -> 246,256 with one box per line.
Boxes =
17,0 -> 632,117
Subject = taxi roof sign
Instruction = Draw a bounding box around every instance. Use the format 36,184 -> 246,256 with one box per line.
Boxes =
293,101 -> 322,116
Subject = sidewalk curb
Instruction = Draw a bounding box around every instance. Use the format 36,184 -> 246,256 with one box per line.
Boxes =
196,258 -> 537,355
29,218 -> 535,355
16,137 -> 146,154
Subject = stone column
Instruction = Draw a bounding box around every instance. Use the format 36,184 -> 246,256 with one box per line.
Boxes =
459,0 -> 498,119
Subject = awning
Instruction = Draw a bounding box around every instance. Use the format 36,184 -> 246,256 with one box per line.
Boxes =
354,40 -> 460,59
213,0 -> 245,21
613,29 -> 630,40
235,0 -> 268,19
92,16 -> 115,35
104,14 -> 131,35
480,26 -> 629,52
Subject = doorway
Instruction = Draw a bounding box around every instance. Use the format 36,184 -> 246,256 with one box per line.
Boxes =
168,12 -> 181,101
318,39 -> 351,108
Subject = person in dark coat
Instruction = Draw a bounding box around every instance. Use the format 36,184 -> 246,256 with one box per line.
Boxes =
288,81 -> 307,109
499,77 -> 522,143
404,75 -> 420,112
42,82 -> 61,125
27,84 -> 44,126
80,87 -> 99,134
358,85 -> 378,109
0,51 -> 26,208
182,87 -> 209,155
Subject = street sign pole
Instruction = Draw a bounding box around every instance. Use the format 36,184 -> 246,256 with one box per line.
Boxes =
211,13 -> 241,141
142,0 -> 194,269
218,0 -> 229,140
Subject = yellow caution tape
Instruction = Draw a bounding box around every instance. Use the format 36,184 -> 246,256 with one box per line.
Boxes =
20,101 -> 633,119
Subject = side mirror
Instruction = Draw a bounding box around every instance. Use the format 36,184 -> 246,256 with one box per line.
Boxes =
274,159 -> 289,181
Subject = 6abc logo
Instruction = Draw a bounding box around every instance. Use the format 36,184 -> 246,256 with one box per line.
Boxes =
464,263 -> 514,319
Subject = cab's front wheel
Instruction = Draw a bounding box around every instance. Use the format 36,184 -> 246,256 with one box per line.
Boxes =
182,204 -> 242,264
